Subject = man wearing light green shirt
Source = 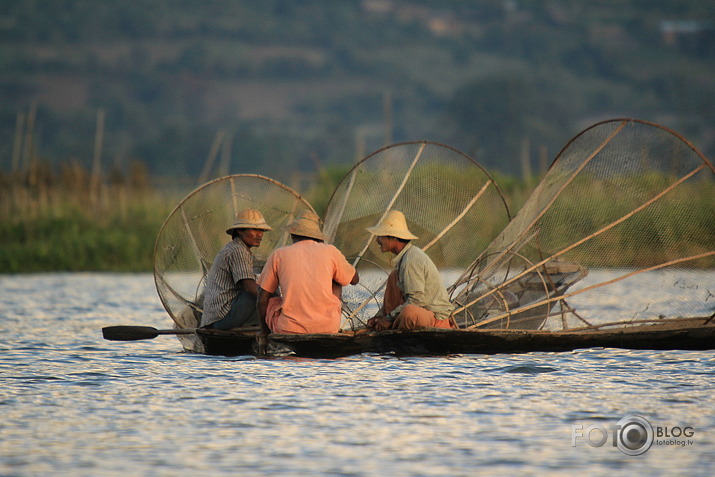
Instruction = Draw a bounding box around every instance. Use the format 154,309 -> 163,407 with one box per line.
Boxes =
365,210 -> 455,331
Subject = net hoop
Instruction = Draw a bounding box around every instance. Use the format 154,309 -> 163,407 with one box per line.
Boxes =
153,174 -> 314,326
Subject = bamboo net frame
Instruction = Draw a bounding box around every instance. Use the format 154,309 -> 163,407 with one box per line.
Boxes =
153,174 -> 315,325
323,141 -> 511,330
452,118 -> 715,332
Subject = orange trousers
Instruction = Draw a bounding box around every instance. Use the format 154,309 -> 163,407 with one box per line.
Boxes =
383,271 -> 454,330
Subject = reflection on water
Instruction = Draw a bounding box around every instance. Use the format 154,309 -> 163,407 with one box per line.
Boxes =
1,273 -> 714,476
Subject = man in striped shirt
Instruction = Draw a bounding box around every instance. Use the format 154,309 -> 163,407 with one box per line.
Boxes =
200,209 -> 272,329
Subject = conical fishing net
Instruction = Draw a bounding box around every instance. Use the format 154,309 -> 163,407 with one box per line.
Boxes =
451,119 -> 715,331
153,174 -> 314,330
323,141 -> 511,330
153,120 -> 713,349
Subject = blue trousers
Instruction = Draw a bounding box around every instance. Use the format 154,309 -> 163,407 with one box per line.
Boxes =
209,291 -> 259,330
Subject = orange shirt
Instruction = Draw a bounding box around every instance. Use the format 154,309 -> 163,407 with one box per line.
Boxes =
257,240 -> 356,333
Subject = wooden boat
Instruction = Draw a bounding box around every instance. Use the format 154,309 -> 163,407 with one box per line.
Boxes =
104,120 -> 714,358
193,317 -> 715,358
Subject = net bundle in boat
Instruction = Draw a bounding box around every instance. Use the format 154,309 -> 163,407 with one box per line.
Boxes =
451,119 -> 715,331
153,174 -> 314,328
323,141 -> 511,330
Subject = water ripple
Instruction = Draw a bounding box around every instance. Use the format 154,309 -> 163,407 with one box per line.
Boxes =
1,273 -> 714,476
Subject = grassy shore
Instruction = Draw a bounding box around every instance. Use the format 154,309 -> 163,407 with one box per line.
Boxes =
2,164 -> 523,273
0,201 -> 172,273
2,165 -> 712,273
0,163 -> 177,273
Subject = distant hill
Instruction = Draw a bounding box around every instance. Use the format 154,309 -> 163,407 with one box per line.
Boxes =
1,0 -> 713,185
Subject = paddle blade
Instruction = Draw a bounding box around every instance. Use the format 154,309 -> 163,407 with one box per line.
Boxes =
102,325 -> 159,341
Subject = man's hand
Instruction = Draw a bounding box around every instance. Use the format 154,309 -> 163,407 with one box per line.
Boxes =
366,316 -> 392,331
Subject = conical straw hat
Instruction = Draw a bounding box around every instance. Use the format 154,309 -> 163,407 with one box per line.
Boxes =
226,208 -> 272,234
366,210 -> 418,240
286,210 -> 326,241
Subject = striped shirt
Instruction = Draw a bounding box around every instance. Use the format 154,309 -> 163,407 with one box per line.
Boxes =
389,243 -> 454,321
201,239 -> 255,327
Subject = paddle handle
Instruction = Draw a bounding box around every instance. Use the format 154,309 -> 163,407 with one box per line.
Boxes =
102,325 -> 197,341
157,328 -> 197,335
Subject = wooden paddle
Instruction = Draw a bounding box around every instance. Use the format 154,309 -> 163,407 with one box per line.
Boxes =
102,325 -> 197,341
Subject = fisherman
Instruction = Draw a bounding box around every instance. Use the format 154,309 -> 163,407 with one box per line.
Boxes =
200,208 -> 272,329
256,210 -> 359,335
366,210 -> 455,331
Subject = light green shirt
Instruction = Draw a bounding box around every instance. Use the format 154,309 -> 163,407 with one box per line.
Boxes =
389,243 -> 454,321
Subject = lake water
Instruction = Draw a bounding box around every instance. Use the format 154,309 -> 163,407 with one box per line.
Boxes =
1,273 -> 713,476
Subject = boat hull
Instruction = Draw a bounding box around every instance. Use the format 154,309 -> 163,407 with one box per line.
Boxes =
195,318 -> 715,358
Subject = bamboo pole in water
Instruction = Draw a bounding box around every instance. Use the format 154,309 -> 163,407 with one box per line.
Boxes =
218,131 -> 233,177
383,90 -> 392,147
198,129 -> 226,185
90,109 -> 105,207
520,135 -> 531,180
24,102 -> 37,186
11,111 -> 25,173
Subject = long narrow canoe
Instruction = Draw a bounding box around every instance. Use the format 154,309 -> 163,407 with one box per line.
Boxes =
195,318 -> 715,358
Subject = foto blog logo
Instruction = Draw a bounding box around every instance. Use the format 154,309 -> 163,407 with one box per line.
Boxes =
571,414 -> 695,456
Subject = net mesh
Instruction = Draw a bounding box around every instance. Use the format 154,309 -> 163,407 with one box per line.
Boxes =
153,121 -> 714,340
451,119 -> 715,330
323,141 -> 511,330
153,174 -> 314,328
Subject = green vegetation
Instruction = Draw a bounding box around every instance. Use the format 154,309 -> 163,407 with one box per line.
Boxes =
0,161 -> 533,273
1,1 -> 714,183
1,1 -> 713,272
0,202 -> 168,272
2,163 -> 712,272
0,163 -> 176,272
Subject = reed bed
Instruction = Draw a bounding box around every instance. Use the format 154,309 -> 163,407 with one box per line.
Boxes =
2,161 -> 712,272
0,161 -> 175,272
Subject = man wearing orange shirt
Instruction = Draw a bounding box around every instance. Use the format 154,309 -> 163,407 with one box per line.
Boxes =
256,210 -> 359,336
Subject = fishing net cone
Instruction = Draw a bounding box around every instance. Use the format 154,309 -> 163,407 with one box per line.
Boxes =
153,174 -> 314,329
452,119 -> 715,331
324,141 -> 511,330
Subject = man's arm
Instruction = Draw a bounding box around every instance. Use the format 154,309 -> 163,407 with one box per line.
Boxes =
382,259 -> 426,321
255,286 -> 271,355
256,287 -> 271,334
239,278 -> 258,297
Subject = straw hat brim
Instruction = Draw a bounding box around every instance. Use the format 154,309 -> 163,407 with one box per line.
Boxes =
366,224 -> 418,241
286,226 -> 326,242
226,222 -> 273,234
